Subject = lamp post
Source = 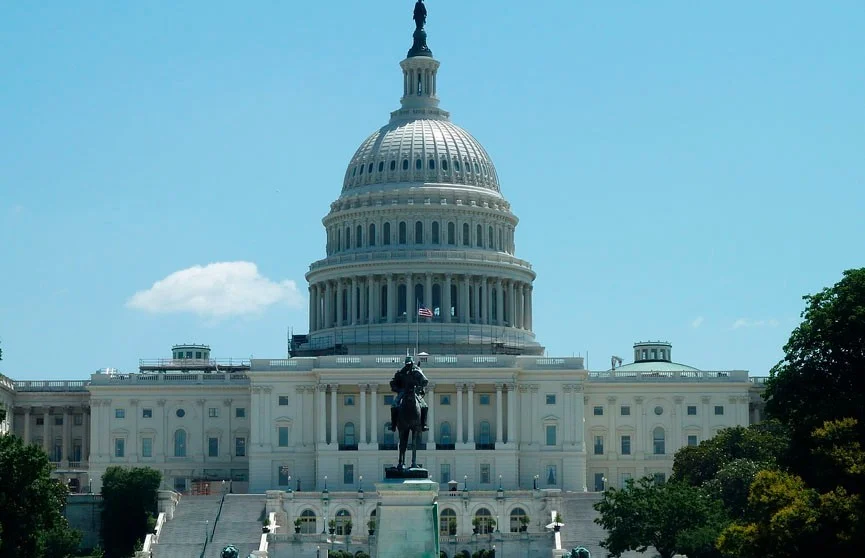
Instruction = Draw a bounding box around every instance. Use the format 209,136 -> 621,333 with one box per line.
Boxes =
463,474 -> 468,492
288,475 -> 293,494
533,474 -> 539,490
316,545 -> 320,558
359,474 -> 363,494
602,476 -> 608,491
324,475 -> 328,492
498,474 -> 503,491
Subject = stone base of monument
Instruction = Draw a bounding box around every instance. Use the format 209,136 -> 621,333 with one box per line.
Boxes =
373,473 -> 440,558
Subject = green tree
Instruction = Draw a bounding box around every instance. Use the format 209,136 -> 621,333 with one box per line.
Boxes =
702,458 -> 765,518
100,466 -> 161,558
0,433 -> 81,557
764,268 -> 865,487
594,476 -> 726,558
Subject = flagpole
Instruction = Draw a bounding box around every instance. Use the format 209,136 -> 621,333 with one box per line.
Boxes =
415,299 -> 419,356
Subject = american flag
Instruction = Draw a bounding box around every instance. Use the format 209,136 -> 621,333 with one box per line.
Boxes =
418,306 -> 433,318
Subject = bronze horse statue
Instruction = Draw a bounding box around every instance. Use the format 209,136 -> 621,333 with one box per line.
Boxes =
395,378 -> 425,470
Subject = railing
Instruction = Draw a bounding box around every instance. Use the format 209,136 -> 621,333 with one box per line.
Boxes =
308,249 -> 534,272
587,369 -> 748,382
750,376 -> 770,385
252,354 -> 584,371
138,358 -> 250,367
14,380 -> 89,391
89,373 -> 250,386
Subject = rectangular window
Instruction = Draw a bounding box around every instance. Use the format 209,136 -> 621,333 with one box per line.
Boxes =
545,425 -> 557,446
621,435 -> 631,455
73,441 -> 82,462
480,464 -> 491,484
440,394 -> 451,405
278,396 -> 289,406
195,351 -> 202,359
74,414 -> 83,425
142,408 -> 153,418
344,395 -> 355,406
115,409 -> 125,419
36,417 -> 44,426
687,405 -> 697,416
594,435 -> 604,455
343,464 -> 354,485
278,426 -> 289,447
235,437 -> 246,457
440,463 -> 451,484
231,470 -> 248,482
479,394 -> 491,405
142,437 -> 153,458
114,438 -> 125,458
208,407 -> 219,418
620,405 -> 631,416
384,395 -> 395,405
714,405 -> 724,416
278,467 -> 289,486
594,472 -> 606,492
545,394 -> 556,405
54,416 -> 63,425
546,465 -> 557,486
593,406 -> 604,416
688,435 -> 698,447
208,437 -> 219,457
235,407 -> 246,418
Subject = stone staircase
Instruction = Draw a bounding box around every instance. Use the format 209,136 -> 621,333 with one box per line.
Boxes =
152,495 -> 222,558
559,493 -> 649,558
208,495 -> 267,558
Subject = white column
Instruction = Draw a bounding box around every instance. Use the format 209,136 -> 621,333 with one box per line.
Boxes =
309,285 -> 315,332
367,275 -> 375,324
480,276 -> 488,324
472,279 -> 480,323
635,396 -> 645,456
370,385 -> 379,444
23,407 -> 31,444
318,386 -> 327,444
82,406 -> 90,461
496,278 -> 504,326
461,276 -> 470,323
530,386 -> 539,445
508,281 -> 516,326
562,386 -> 571,446
295,387 -> 305,446
506,384 -> 516,445
466,383 -> 475,444
330,385 -> 338,445
674,396 -> 684,452
528,286 -> 533,330
405,273 -> 413,323
495,383 -> 503,445
424,273 -> 432,312
63,407 -> 71,463
323,282 -> 331,328
456,384 -> 464,444
607,396 -> 617,453
43,408 -> 50,454
426,383 -> 436,448
350,277 -> 357,325
701,396 -> 710,441
387,275 -> 396,323
130,400 -> 139,460
359,385 -> 367,445
443,274 -> 452,323
336,281 -> 344,326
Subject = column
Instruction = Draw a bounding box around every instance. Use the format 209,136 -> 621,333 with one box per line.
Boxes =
701,396 -> 710,441
295,388 -> 305,446
43,408 -> 50,454
426,383 -> 436,448
82,406 -> 90,461
443,274 -> 452,323
323,282 -> 332,329
367,275 -> 375,324
330,385 -> 338,445
388,275 -> 396,323
508,281 -> 516,326
528,286 -> 533,330
461,275 -> 470,323
456,384 -> 464,444
23,407 -> 31,444
424,273 -> 432,312
562,386 -> 572,446
514,283 -> 522,329
405,273 -> 413,323
351,277 -> 359,325
495,383 -> 504,445
317,385 -> 327,444
521,285 -> 529,330
607,396 -> 617,454
635,396 -> 645,456
336,281 -> 344,326
359,385 -> 367,445
370,385 -> 379,444
480,276 -> 488,324
496,278 -> 504,326
466,383 -> 475,444
472,279 -> 480,323
530,385 -> 539,445
506,384 -> 516,445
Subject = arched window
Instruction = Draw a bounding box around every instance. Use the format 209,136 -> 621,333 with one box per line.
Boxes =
369,223 -> 376,246
479,421 -> 491,445
359,164 -> 364,175
343,422 -> 356,446
498,228 -> 503,251
299,509 -> 317,534
383,222 -> 391,245
378,161 -> 384,172
335,509 -> 352,536
429,159 -> 435,170
402,159 -> 409,170
462,223 -> 470,246
447,222 -> 455,245
356,225 -> 363,248
415,221 -> 424,244
473,508 -> 494,534
368,163 -> 373,174
442,159 -> 449,171
454,160 -> 461,172
337,228 -> 342,251
399,222 -> 407,244
380,284 -> 388,318
397,284 -> 407,316
345,227 -> 351,249
440,508 -> 457,536
653,427 -> 665,455
390,160 -> 396,171
416,159 -> 422,170
509,508 -> 528,533
440,421 -> 452,444
432,221 -> 440,244
174,429 -> 187,457
476,224 -> 483,247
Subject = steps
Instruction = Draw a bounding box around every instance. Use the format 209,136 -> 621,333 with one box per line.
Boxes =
559,493 -> 649,558
208,495 -> 267,558
152,495 -> 222,558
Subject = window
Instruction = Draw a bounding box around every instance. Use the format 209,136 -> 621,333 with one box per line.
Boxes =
343,422 -> 356,446
398,222 -> 407,244
621,435 -> 631,455
476,224 -> 483,247
480,464 -> 491,484
344,395 -> 355,406
545,425 -> 557,446
594,435 -> 604,455
488,226 -> 494,248
344,464 -> 355,485
383,222 -> 391,245
432,221 -> 440,244
390,160 -> 396,171
369,223 -> 376,246
687,405 -> 697,416
415,221 -> 424,244
278,396 -> 289,406
74,414 -> 84,426
114,438 -> 125,458
440,508 -> 457,536
509,508 -> 528,533
653,427 -> 666,455
546,465 -> 557,486
278,466 -> 290,486
378,161 -> 384,172
278,426 -> 289,447
688,435 -> 698,447
235,437 -> 246,457
73,441 -> 82,462
462,223 -> 470,246
402,159 -> 409,170
335,509 -> 352,536
447,222 -> 455,245
546,394 -> 556,405
299,510 -> 317,534
208,437 -> 219,457
440,463 -> 451,484
36,417 -> 44,426
440,394 -> 451,405
479,394 -> 490,405
384,395 -> 395,405
356,224 -> 362,248
479,421 -> 491,445
654,406 -> 664,416
415,158 -> 422,169
429,159 -> 435,170
594,472 -> 606,492
174,430 -> 187,457
620,405 -> 631,416
714,405 -> 724,416
195,351 -> 202,359
54,416 -> 63,425
115,409 -> 125,419
236,408 -> 246,418
176,409 -> 186,418
593,406 -> 604,416
208,407 -> 219,418
142,408 -> 153,418
440,422 -> 452,444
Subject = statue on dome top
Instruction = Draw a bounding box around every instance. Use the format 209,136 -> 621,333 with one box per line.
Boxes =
413,0 -> 427,31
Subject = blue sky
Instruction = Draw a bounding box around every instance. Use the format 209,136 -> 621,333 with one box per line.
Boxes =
1,1 -> 863,380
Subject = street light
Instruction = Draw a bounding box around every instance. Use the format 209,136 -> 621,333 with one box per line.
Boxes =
463,474 -> 468,492
323,475 -> 328,492
316,545 -> 320,558
287,475 -> 293,494
602,476 -> 608,491
359,474 -> 364,493
498,474 -> 503,490
533,474 -> 539,490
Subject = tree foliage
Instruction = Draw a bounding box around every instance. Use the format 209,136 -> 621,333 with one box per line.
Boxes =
100,466 -> 161,558
0,433 -> 81,557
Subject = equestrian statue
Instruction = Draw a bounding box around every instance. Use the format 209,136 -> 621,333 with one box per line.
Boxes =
389,356 -> 429,471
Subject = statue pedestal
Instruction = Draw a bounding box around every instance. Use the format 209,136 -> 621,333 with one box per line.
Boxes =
373,478 -> 440,558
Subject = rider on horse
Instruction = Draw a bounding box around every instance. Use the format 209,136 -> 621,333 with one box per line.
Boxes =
389,356 -> 429,432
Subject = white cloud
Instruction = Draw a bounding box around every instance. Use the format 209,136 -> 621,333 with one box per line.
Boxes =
731,318 -> 779,330
127,262 -> 303,319
691,316 -> 704,329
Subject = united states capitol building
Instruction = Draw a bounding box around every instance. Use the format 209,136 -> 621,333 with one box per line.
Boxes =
0,6 -> 767,556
